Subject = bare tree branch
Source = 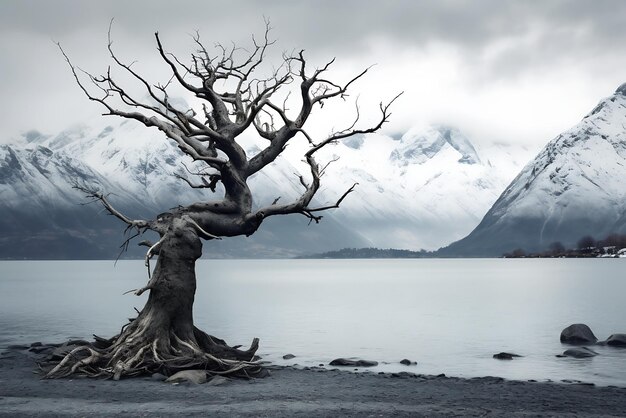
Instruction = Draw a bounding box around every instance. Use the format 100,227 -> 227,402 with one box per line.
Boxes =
73,184 -> 151,231
61,23 -> 400,242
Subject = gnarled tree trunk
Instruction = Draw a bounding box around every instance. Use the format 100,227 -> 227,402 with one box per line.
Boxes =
47,217 -> 261,379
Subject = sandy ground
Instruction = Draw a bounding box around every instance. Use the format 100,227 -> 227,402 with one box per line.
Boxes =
1,349 -> 625,417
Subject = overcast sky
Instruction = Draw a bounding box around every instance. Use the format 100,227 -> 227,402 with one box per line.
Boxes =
1,0 -> 625,150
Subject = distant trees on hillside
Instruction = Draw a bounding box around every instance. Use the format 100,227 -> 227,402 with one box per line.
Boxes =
299,247 -> 429,259
504,233 -> 626,258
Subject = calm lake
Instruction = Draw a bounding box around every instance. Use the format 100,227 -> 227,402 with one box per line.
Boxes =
1,259 -> 625,386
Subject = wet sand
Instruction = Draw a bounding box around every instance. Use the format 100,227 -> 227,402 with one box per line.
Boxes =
1,349 -> 625,417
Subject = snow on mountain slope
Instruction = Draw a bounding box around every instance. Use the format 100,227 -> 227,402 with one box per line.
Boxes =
2,120 -> 371,258
441,83 -> 626,256
0,142 -> 154,258
312,126 -> 531,250
391,125 -> 481,165
1,113 -> 531,257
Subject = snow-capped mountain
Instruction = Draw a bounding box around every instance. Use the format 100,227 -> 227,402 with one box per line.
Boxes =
1,120 -> 370,259
0,142 -> 153,258
0,114 -> 530,258
312,126 -> 531,250
390,125 -> 481,165
441,83 -> 626,256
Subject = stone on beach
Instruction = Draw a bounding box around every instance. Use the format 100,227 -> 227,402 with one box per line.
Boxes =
283,354 -> 296,360
601,333 -> 626,347
207,376 -> 230,386
560,324 -> 598,345
400,359 -> 417,365
165,370 -> 207,384
7,345 -> 29,350
556,347 -> 598,358
492,352 -> 522,360
329,358 -> 379,367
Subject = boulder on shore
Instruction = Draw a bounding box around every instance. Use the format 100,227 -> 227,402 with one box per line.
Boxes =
601,334 -> 626,347
165,370 -> 207,384
207,376 -> 230,386
493,352 -> 522,360
400,359 -> 417,365
560,324 -> 598,345
329,358 -> 378,367
556,347 -> 598,358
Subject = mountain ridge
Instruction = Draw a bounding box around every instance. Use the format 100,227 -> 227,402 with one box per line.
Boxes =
439,83 -> 626,256
1,119 -> 528,258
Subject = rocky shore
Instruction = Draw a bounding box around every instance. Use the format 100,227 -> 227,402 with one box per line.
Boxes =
1,349 -> 626,417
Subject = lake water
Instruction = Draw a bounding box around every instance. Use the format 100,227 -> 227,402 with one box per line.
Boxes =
1,259 -> 625,386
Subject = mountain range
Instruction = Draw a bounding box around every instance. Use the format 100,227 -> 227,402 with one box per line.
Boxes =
4,83 -> 624,259
0,116 -> 530,259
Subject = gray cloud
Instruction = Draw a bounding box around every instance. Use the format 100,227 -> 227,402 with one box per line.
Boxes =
1,0 -> 625,145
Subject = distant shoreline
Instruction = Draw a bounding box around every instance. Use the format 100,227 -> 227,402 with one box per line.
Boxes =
1,349 -> 625,417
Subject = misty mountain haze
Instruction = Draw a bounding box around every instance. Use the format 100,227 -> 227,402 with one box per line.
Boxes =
0,117 -> 531,259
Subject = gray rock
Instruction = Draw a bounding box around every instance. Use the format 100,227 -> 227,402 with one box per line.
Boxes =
150,373 -> 167,381
560,324 -> 598,345
282,354 -> 296,360
400,359 -> 416,365
165,370 -> 207,384
602,333 -> 626,347
207,376 -> 230,386
329,358 -> 378,367
29,346 -> 54,354
493,352 -> 522,360
556,347 -> 598,358
7,345 -> 29,350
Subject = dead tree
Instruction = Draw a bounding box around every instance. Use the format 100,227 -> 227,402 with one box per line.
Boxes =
48,23 -> 399,379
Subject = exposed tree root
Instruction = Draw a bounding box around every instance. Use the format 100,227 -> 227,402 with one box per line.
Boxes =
43,318 -> 262,380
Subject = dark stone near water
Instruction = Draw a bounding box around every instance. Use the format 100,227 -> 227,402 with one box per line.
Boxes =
150,373 -> 167,381
391,371 -> 415,379
207,376 -> 230,386
329,358 -> 378,367
560,324 -> 598,345
7,345 -> 29,350
282,354 -> 296,360
29,346 -> 54,354
602,333 -> 626,347
556,347 -> 598,358
400,358 -> 417,365
493,352 -> 522,360
30,342 -> 43,347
